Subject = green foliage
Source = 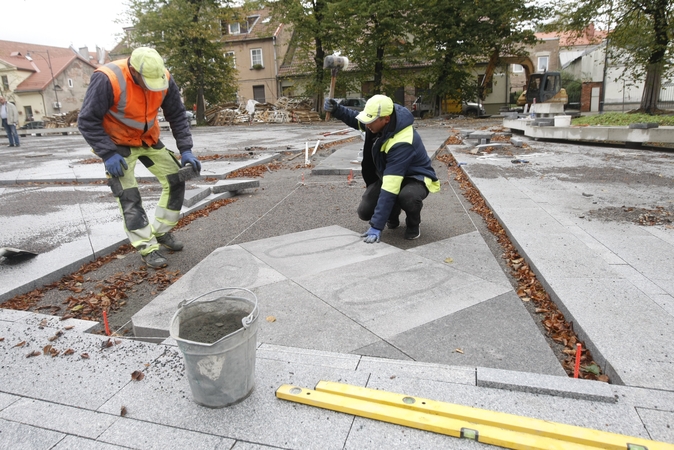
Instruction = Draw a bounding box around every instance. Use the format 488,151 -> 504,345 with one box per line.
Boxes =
572,112 -> 674,126
547,0 -> 674,112
125,0 -> 239,117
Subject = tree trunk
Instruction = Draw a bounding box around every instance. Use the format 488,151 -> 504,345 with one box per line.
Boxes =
639,62 -> 663,114
373,46 -> 385,94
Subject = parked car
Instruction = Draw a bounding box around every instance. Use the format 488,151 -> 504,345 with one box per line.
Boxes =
413,96 -> 487,118
20,120 -> 44,129
336,98 -> 367,111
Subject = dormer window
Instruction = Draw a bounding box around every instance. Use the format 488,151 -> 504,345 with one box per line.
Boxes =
229,23 -> 240,35
223,15 -> 261,36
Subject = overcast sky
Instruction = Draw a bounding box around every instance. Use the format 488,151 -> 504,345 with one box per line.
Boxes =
4,0 -> 130,51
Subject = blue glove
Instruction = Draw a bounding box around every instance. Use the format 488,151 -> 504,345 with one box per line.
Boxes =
324,98 -> 338,113
181,150 -> 201,172
104,153 -> 128,178
361,227 -> 381,244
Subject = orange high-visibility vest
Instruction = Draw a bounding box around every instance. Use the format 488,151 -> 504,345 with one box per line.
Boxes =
96,60 -> 169,148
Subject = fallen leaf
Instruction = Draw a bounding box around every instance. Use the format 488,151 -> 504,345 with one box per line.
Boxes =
81,353 -> 90,359
64,325 -> 75,330
71,305 -> 84,312
455,348 -> 464,354
120,406 -> 127,417
0,338 -> 4,342
131,370 -> 145,381
597,374 -> 610,383
266,316 -> 276,323
38,319 -> 48,327
26,350 -> 41,358
581,363 -> 601,375
43,345 -> 53,355
63,348 -> 75,356
14,341 -> 26,348
444,257 -> 454,264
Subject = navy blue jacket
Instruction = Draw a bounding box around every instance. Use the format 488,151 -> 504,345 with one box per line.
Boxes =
333,103 -> 440,230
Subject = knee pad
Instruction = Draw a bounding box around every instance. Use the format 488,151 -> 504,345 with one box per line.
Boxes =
166,172 -> 186,211
119,186 -> 149,231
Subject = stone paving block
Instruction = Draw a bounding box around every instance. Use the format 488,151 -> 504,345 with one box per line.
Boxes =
0,398 -> 118,439
358,357 -> 476,386
53,435 -> 125,449
511,137 -> 524,147
0,319 -> 165,409
468,131 -> 494,140
0,392 -> 19,410
389,293 -> 566,376
477,367 -> 616,402
240,225 -> 400,279
251,280 -> 381,353
544,276 -> 674,390
98,417 -> 235,450
295,250 -> 510,339
182,186 -> 211,207
0,418 -> 65,449
211,179 -> 260,194
636,408 -> 674,444
407,231 -> 511,288
258,343 -> 362,370
98,348 -> 369,450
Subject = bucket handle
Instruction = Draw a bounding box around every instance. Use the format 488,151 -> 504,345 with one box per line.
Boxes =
178,287 -> 258,329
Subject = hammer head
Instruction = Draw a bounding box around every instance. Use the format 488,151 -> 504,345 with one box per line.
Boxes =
323,55 -> 349,70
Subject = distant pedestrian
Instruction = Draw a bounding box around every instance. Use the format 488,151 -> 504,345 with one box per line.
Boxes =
324,95 -> 440,242
0,97 -> 20,147
78,47 -> 201,268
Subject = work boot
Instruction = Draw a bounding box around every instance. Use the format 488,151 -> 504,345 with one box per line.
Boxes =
404,224 -> 421,240
386,218 -> 400,229
156,232 -> 184,251
142,250 -> 168,269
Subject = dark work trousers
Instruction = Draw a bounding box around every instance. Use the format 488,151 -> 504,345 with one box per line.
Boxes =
357,178 -> 429,228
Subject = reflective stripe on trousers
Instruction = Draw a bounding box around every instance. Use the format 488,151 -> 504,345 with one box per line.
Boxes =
107,146 -> 184,255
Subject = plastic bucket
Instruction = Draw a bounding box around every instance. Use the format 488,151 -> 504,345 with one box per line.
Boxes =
169,288 -> 259,408
554,115 -> 571,127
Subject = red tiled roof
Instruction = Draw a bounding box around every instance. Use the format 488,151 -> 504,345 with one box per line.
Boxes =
536,24 -> 607,47
0,40 -> 96,92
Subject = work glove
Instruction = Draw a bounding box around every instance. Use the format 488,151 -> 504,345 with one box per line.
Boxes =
181,150 -> 201,173
361,227 -> 381,244
104,153 -> 128,178
324,98 -> 338,113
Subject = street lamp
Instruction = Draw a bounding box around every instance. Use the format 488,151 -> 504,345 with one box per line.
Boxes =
25,50 -> 61,114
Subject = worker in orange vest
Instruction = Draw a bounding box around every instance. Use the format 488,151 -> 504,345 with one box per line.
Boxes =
79,47 -> 201,268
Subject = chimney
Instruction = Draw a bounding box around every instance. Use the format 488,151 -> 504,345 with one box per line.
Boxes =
79,46 -> 90,59
96,46 -> 106,65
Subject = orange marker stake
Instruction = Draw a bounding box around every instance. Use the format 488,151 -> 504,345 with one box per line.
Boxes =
574,342 -> 582,378
102,311 -> 111,336
347,169 -> 353,185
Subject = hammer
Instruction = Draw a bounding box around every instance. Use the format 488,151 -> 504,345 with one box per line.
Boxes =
323,54 -> 349,121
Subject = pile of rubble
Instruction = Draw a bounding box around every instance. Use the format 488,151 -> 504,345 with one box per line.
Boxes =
205,97 -> 321,126
43,110 -> 79,128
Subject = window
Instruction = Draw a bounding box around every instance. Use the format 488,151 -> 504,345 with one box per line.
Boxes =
67,78 -> 74,88
23,105 -> 33,120
229,23 -> 240,34
225,51 -> 236,68
537,56 -> 549,73
251,48 -> 263,68
253,85 -> 265,103
512,64 -> 524,73
1,75 -> 8,90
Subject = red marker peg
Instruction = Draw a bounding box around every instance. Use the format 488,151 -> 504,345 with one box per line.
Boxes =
574,342 -> 582,378
102,311 -> 111,336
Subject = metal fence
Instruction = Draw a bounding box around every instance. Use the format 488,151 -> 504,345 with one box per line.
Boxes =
658,82 -> 674,110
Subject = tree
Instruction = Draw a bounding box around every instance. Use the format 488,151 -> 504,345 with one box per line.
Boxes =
412,0 -> 545,106
262,0 -> 334,110
549,0 -> 674,114
329,0 -> 417,97
125,0 -> 239,122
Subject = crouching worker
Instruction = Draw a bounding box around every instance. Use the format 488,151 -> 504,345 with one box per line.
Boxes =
78,47 -> 201,268
324,95 -> 440,242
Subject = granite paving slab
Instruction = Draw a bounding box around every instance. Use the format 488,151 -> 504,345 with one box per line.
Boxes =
294,249 -> 511,338
388,293 -> 565,375
97,348 -> 369,450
